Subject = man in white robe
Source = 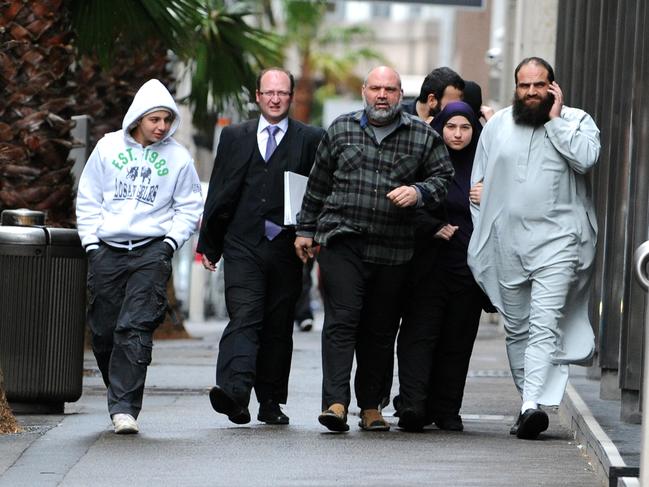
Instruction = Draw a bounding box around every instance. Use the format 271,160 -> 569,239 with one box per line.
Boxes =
467,57 -> 600,440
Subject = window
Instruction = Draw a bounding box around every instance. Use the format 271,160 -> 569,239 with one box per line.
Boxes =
370,3 -> 391,18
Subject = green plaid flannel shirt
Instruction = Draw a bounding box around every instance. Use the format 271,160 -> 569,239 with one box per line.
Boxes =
298,109 -> 454,265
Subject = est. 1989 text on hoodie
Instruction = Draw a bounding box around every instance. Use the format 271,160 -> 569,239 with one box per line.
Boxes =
76,79 -> 203,251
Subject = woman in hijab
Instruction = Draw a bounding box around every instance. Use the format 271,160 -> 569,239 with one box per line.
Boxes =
395,101 -> 493,432
422,101 -> 492,431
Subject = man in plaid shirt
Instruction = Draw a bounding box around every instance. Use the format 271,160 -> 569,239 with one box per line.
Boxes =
295,66 -> 454,432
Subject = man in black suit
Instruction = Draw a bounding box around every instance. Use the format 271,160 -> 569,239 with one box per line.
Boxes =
197,68 -> 324,425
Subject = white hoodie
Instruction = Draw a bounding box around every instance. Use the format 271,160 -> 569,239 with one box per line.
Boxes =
76,79 -> 202,251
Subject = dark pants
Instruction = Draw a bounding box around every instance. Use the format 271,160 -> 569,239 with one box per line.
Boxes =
294,259 -> 314,322
87,240 -> 172,418
318,236 -> 408,410
426,268 -> 483,419
391,243 -> 442,413
217,233 -> 302,406
397,261 -> 483,418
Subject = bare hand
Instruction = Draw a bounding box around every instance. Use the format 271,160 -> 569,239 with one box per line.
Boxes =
201,254 -> 218,272
387,186 -> 418,208
469,181 -> 483,205
294,236 -> 314,263
434,224 -> 459,241
548,81 -> 563,119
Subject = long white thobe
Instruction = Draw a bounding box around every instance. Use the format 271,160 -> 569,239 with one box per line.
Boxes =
467,105 -> 600,405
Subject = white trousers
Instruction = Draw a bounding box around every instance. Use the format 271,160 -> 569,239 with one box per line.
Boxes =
494,233 -> 579,405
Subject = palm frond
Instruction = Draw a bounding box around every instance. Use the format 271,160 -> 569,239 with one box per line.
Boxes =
69,0 -> 203,66
319,25 -> 376,45
188,1 -> 282,126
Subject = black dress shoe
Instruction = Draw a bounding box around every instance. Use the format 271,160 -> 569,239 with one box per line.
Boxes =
209,386 -> 250,424
257,400 -> 289,425
434,415 -> 464,431
510,413 -> 522,435
397,407 -> 425,432
516,408 -> 548,440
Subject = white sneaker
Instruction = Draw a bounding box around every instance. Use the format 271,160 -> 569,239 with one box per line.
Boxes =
112,413 -> 139,434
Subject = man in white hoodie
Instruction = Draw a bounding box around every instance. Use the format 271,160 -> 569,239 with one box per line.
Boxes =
76,79 -> 203,434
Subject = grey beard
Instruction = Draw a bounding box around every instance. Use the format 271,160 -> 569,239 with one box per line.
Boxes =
364,102 -> 402,125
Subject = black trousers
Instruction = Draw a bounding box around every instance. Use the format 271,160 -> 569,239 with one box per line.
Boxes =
217,232 -> 302,406
294,259 -> 314,322
391,243 -> 442,412
318,236 -> 408,410
398,261 -> 483,418
87,240 -> 172,418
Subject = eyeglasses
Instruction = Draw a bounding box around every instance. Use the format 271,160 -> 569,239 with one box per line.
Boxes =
259,90 -> 292,99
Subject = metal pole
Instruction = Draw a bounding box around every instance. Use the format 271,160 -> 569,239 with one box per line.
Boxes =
642,309 -> 649,486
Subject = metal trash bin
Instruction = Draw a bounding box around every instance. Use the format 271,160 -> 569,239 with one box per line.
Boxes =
0,209 -> 87,413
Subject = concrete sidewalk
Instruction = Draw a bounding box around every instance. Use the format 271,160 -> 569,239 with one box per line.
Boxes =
560,368 -> 641,487
0,317 -> 620,486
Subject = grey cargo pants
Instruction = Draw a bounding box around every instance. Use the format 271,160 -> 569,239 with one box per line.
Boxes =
87,239 -> 172,418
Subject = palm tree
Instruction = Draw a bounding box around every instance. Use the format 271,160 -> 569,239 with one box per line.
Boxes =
280,0 -> 384,123
188,0 -> 282,131
0,0 -> 79,227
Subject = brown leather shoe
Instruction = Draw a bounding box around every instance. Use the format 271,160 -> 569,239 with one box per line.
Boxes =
318,403 -> 349,432
359,408 -> 390,431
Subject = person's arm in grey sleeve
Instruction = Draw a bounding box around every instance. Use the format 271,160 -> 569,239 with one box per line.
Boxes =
545,108 -> 601,174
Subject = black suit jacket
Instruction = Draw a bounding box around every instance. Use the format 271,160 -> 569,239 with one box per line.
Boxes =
197,118 -> 324,262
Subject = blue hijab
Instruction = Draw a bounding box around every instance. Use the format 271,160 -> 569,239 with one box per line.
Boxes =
431,100 -> 481,155
430,100 -> 481,196
429,101 -> 482,270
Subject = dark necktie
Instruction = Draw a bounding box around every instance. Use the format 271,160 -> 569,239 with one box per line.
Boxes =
264,125 -> 279,162
263,125 -> 282,240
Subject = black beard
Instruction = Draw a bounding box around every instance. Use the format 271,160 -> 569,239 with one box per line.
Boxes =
512,92 -> 554,126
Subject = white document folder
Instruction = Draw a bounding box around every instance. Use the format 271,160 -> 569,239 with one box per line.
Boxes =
284,171 -> 309,225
